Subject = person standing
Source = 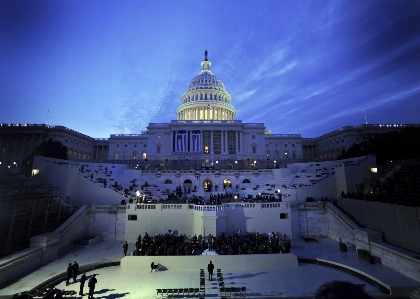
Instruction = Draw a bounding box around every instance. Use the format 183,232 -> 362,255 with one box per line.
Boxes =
88,274 -> 97,299
66,263 -> 72,286
79,272 -> 87,296
123,241 -> 128,256
207,260 -> 214,281
72,261 -> 79,283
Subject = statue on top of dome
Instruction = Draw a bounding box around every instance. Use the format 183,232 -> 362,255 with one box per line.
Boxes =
204,50 -> 208,61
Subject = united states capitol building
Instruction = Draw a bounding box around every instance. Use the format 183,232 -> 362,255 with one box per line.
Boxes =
0,52 -> 413,169
1,53 -> 419,296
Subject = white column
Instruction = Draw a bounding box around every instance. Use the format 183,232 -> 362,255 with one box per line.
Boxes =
235,130 -> 239,154
188,130 -> 191,152
221,131 -> 224,154
239,131 -> 243,153
210,131 -> 214,154
225,130 -> 228,154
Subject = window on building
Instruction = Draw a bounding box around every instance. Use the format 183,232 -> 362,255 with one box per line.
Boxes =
116,144 -> 120,147
124,144 -> 127,147
280,213 -> 289,219
202,130 -> 210,154
292,144 -> 295,147
156,145 -> 161,154
164,179 -> 173,184
157,135 -> 162,140
227,130 -> 236,154
213,130 -> 221,154
128,215 -> 137,221
115,152 -> 119,160
285,144 -> 287,147
142,152 -> 147,159
242,178 -> 251,183
252,145 -> 256,154
252,135 -> 255,140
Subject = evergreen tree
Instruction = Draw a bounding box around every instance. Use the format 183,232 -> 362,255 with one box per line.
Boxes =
338,126 -> 420,165
22,139 -> 68,174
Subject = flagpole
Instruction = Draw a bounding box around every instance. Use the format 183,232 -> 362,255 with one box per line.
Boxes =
46,105 -> 50,125
364,109 -> 367,124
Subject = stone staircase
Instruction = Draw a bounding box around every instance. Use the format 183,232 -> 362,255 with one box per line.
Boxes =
410,286 -> 420,299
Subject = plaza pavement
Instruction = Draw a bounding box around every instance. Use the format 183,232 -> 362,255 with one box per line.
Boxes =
0,237 -> 418,299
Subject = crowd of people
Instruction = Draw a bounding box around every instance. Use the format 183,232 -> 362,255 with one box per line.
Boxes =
64,260 -> 97,298
129,231 -> 291,256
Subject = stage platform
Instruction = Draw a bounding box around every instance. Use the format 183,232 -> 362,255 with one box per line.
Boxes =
121,253 -> 298,271
0,238 -> 418,299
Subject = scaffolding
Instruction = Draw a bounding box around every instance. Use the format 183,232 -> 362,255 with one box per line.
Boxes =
0,172 -> 82,258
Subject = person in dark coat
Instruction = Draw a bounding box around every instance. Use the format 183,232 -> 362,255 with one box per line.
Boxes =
72,261 -> 79,283
207,260 -> 214,281
55,289 -> 63,299
66,263 -> 72,286
79,273 -> 87,296
314,281 -> 373,299
123,241 -> 128,256
150,262 -> 158,272
88,274 -> 97,299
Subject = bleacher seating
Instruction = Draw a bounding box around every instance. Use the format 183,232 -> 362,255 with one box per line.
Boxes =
73,157 -> 366,205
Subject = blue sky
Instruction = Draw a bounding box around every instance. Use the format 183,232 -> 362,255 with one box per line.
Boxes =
1,0 -> 420,138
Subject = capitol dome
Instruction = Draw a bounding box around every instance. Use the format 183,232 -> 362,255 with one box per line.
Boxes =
176,51 -> 236,121
186,72 -> 227,93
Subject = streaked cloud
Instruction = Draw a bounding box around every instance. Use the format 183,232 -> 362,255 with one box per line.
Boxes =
0,0 -> 419,138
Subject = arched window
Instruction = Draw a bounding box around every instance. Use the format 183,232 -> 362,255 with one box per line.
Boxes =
164,179 -> 173,184
223,178 -> 232,187
242,178 -> 251,184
